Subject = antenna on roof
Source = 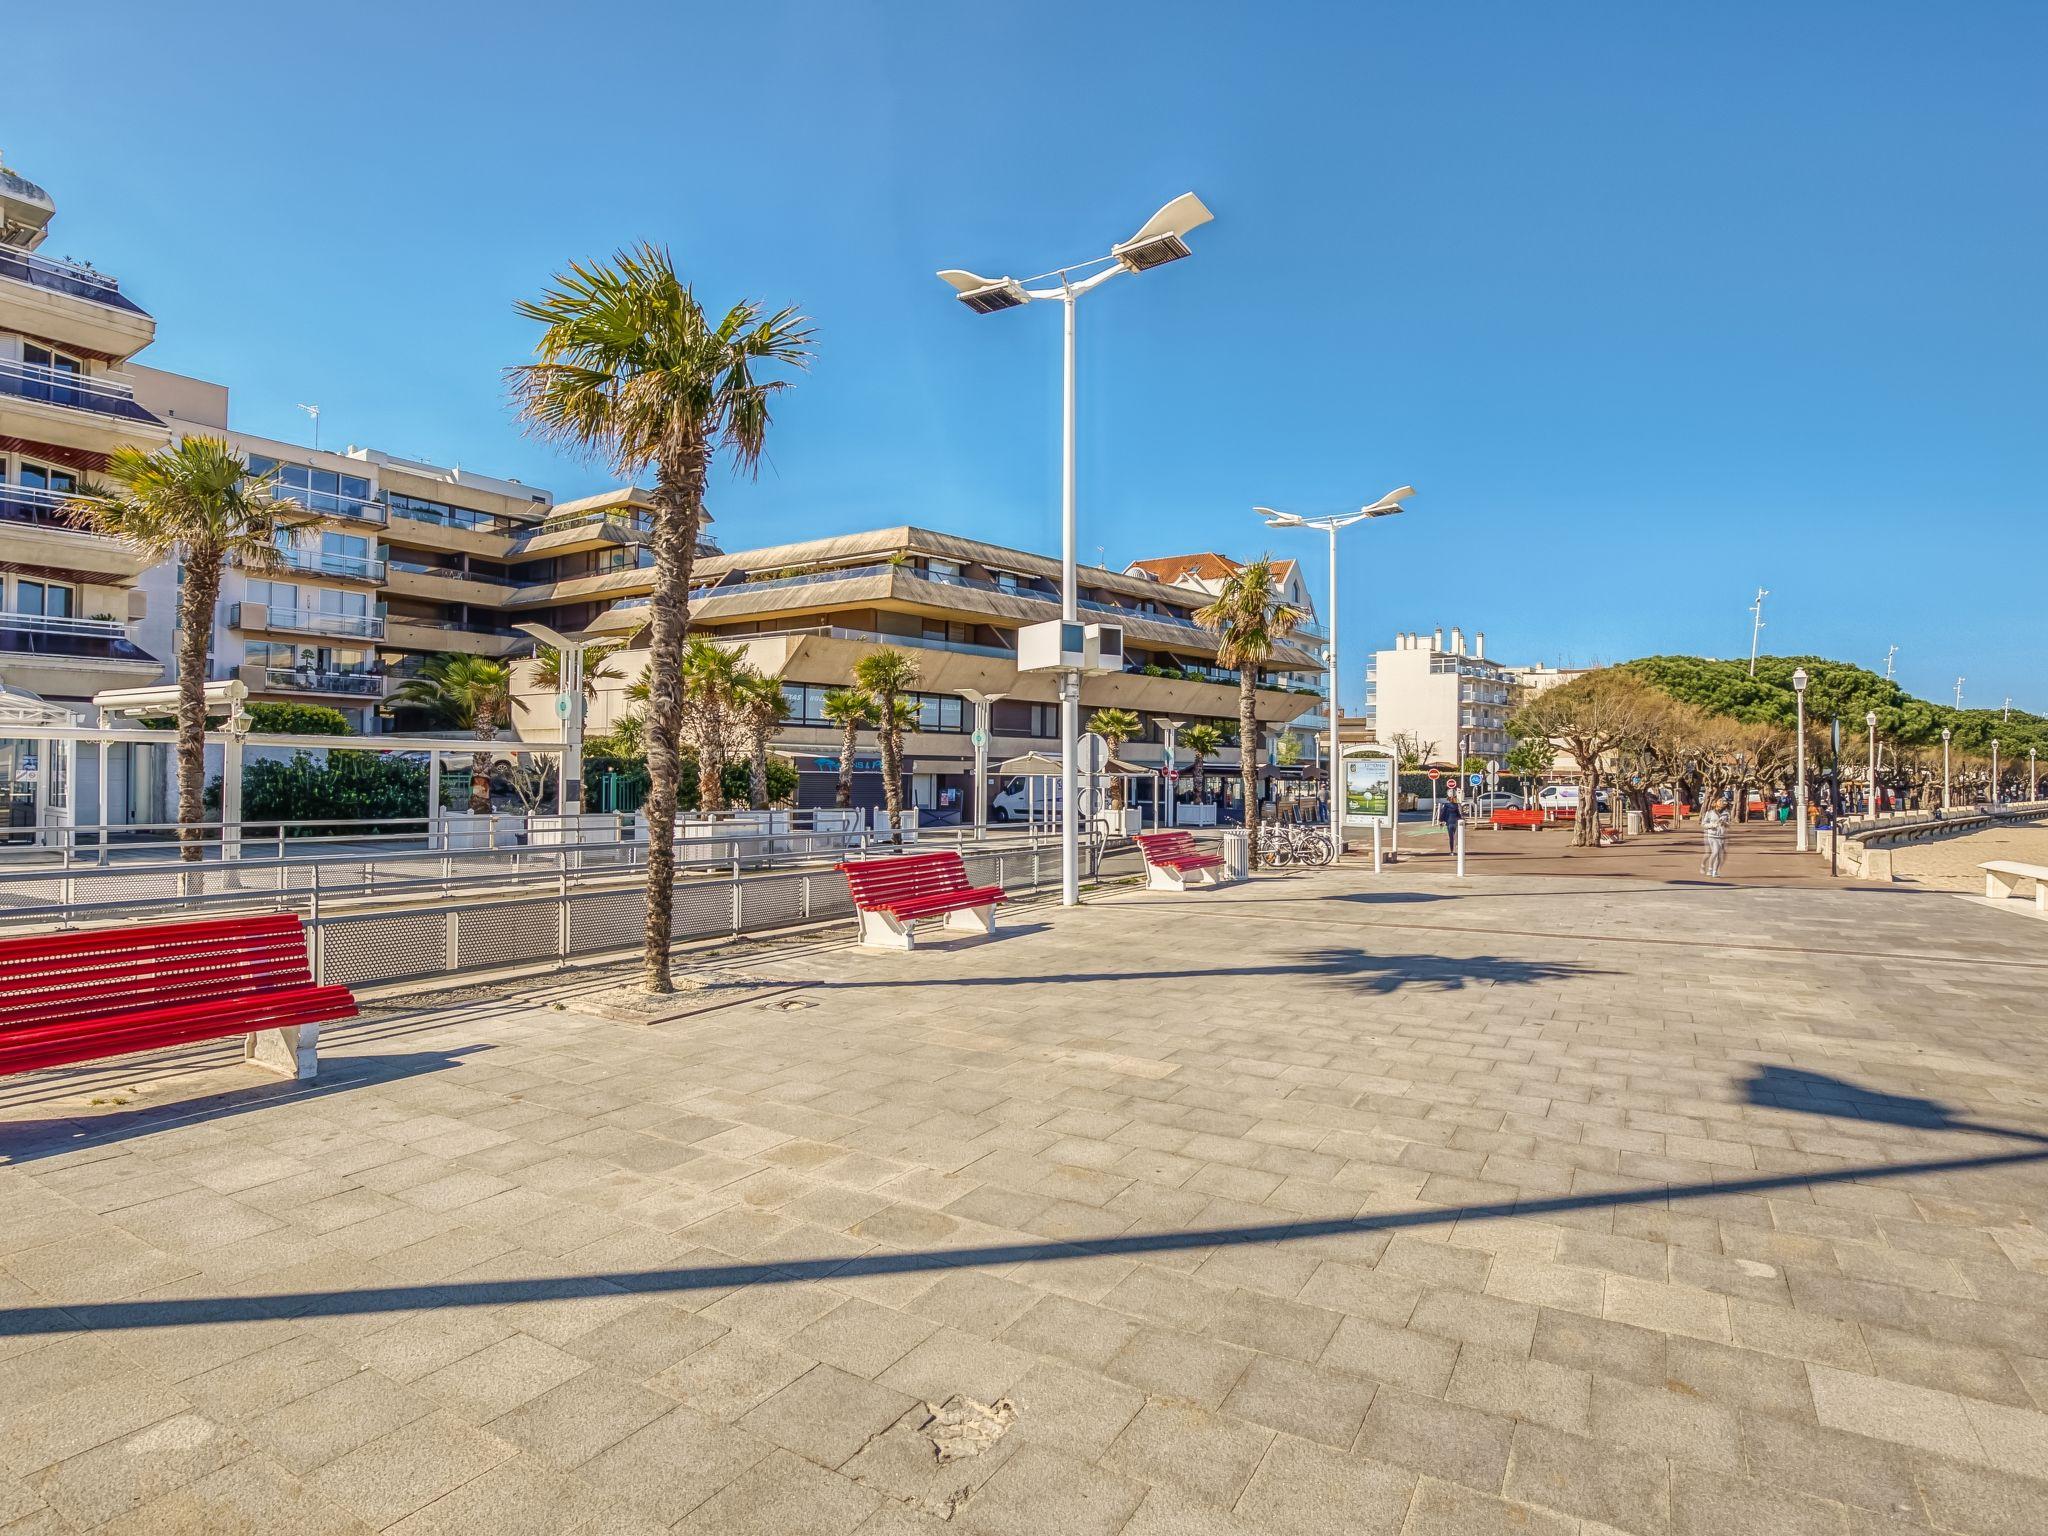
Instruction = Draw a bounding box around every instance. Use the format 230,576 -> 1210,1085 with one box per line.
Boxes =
295,403 -> 321,451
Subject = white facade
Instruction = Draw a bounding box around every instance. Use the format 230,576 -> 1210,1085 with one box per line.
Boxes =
1507,663 -> 1588,698
1362,625 -> 1512,767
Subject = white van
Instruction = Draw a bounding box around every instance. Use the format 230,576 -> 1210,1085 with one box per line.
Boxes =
990,777 -> 1056,822
1536,784 -> 1580,812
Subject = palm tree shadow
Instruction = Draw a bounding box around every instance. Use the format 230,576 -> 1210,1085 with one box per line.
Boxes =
1744,1065 -> 2048,1144
1293,947 -> 1611,995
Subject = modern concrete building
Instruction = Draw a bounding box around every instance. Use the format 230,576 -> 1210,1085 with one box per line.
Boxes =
1362,625 -> 1512,768
1506,662 -> 1588,698
513,528 -> 1327,819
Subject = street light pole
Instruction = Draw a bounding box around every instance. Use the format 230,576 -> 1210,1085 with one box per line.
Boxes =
1258,488 -> 1414,857
515,622 -> 589,817
1941,727 -> 1952,811
939,193 -> 1213,907
1991,738 -> 2000,806
1866,711 -> 1879,818
1792,667 -> 1809,851
958,689 -> 1008,841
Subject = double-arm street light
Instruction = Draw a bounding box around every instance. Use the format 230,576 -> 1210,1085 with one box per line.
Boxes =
516,621 -> 589,817
1257,488 -> 1415,855
940,193 -> 1214,906
1792,667 -> 1809,851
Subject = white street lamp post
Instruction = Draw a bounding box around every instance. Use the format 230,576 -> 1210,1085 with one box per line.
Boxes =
1158,718 -> 1184,828
515,622 -> 588,817
1791,666 -> 1809,851
1866,711 -> 1879,818
1258,488 -> 1415,855
1991,738 -> 2000,806
1941,727 -> 1952,811
2031,747 -> 2038,803
940,194 -> 1213,905
958,689 -> 1008,840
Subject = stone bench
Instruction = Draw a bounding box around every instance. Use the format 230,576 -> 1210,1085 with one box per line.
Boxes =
1981,860 -> 2048,912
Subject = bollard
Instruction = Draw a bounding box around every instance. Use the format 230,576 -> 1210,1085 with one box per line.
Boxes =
1456,819 -> 1467,878
1372,821 -> 1383,874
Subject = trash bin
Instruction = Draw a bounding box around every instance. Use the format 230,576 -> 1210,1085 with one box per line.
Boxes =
1221,830 -> 1249,881
1625,808 -> 1644,837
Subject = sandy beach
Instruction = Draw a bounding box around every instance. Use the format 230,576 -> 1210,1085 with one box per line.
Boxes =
1883,818 -> 2048,891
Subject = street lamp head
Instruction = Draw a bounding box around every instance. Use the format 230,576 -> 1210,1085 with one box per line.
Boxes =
1361,486 -> 1416,517
514,621 -> 576,653
1111,192 -> 1213,273
1942,727 -> 1952,742
1866,712 -> 1878,727
1791,667 -> 1807,692
936,269 -> 1030,313
1255,507 -> 1305,528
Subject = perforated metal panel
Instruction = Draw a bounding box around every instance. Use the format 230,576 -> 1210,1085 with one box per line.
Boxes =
806,872 -> 855,921
668,879 -> 732,940
321,909 -> 449,987
455,898 -> 559,970
567,889 -> 646,955
737,874 -> 804,934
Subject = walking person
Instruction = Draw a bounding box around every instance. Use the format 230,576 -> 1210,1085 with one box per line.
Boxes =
1700,800 -> 1728,878
1438,786 -> 1464,860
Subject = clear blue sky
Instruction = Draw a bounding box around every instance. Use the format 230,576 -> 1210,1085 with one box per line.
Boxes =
16,2 -> 2046,712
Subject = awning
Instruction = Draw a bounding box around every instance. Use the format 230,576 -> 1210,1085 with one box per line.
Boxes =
994,750 -> 1149,777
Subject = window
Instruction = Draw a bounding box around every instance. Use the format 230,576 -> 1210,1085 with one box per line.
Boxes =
20,344 -> 82,406
915,694 -> 965,732
13,579 -> 73,617
17,461 -> 76,496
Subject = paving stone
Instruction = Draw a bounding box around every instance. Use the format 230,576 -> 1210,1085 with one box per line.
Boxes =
959,1442 -> 1146,1536
1358,1387 -> 1516,1489
672,1449 -> 880,1536
1501,1421 -> 1671,1535
1588,1373 -> 1745,1470
739,1364 -> 918,1469
1806,1362 -> 1986,1461
1006,1360 -> 1144,1458
877,1327 -> 1033,1403
997,1293 -> 1139,1369
1103,1325 -> 1255,1408
412,1332 -> 591,1422
577,1405 -> 771,1525
1913,1454 -> 2048,1536
92,1453 -> 375,1536
1233,1434 -> 1417,1536
1222,1354 -> 1377,1447
1398,1475 -> 1577,1536
1101,1399 -> 1273,1506
645,1330 -> 813,1421
1321,1316 -> 1460,1396
486,1368 -> 674,1471
239,1369 -> 435,1475
385,1454 -> 611,1536
306,1411 -> 518,1529
1736,1412 -> 1923,1516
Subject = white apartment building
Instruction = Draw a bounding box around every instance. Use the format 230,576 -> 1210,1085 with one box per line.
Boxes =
1507,662 -> 1587,698
1362,625 -> 1512,767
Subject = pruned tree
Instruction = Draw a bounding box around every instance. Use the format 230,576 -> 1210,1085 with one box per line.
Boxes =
1509,668 -> 1669,847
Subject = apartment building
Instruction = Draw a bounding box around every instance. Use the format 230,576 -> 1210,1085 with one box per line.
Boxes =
1122,549 -> 1327,765
1362,625 -> 1512,767
0,159 -> 168,714
512,527 -> 1327,818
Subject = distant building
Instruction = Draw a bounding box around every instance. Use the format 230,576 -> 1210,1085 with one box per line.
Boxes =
1362,626 -> 1511,767
1507,662 -> 1588,698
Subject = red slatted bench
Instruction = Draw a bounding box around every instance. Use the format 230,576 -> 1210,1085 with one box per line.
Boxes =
836,851 -> 1005,950
0,914 -> 356,1082
1132,830 -> 1228,891
1650,803 -> 1693,823
1489,809 -> 1547,831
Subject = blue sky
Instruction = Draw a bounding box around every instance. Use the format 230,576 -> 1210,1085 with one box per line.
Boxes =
16,2 -> 2046,711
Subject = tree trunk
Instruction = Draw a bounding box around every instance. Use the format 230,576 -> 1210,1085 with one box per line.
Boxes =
836,721 -> 857,809
640,439 -> 708,994
174,555 -> 221,863
1238,672 -> 1260,863
695,704 -> 730,814
879,702 -> 903,841
1573,763 -> 1599,847
468,747 -> 491,814
749,729 -> 769,810
1109,746 -> 1127,811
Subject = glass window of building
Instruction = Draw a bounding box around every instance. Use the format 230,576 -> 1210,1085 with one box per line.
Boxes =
13,579 -> 74,617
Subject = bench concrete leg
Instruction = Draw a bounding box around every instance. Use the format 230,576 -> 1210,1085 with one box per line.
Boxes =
1145,864 -> 1188,892
856,908 -> 916,951
1986,870 -> 2021,901
246,1022 -> 318,1081
943,903 -> 996,938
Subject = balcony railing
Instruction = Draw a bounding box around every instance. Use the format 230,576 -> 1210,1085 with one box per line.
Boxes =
275,548 -> 386,582
534,506 -> 653,537
0,360 -> 161,425
0,610 -> 153,662
262,669 -> 385,697
0,247 -> 147,315
0,481 -> 108,530
387,501 -> 521,535
388,559 -> 515,588
232,604 -> 384,640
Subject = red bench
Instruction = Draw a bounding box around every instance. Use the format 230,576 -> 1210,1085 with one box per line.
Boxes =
837,851 -> 1005,950
1650,803 -> 1693,823
1133,830 -> 1228,891
1489,809 -> 1546,831
0,914 -> 355,1082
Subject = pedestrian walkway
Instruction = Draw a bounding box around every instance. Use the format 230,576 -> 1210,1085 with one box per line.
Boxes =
2,862 -> 2045,1534
1409,814 -> 1865,888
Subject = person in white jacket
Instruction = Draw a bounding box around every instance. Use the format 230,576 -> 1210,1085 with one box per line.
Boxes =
1699,802 -> 1728,878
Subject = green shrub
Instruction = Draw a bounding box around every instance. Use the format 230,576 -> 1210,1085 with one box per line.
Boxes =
248,702 -> 354,735
207,751 -> 427,833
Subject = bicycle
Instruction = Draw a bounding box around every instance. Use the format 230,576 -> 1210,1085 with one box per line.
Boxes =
1259,821 -> 1335,868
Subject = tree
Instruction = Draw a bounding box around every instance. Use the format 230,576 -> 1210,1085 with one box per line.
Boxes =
511,243 -> 813,993
1510,668 -> 1667,847
854,648 -> 920,835
389,655 -> 511,813
1180,722 -> 1225,807
1389,731 -> 1439,771
733,668 -> 790,809
821,688 -> 873,809
679,640 -> 746,813
1195,560 -> 1303,862
532,643 -> 623,698
1086,708 -> 1141,809
1504,737 -> 1550,801
72,437 -> 302,860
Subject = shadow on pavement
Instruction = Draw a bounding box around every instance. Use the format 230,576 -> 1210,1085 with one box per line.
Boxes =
8,1069 -> 2037,1336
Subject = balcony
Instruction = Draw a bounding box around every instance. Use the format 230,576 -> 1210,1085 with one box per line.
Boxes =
0,359 -> 162,426
0,483 -> 150,579
386,560 -> 517,604
274,547 -> 386,583
0,610 -> 153,662
0,248 -> 146,315
239,663 -> 386,699
230,603 -> 384,641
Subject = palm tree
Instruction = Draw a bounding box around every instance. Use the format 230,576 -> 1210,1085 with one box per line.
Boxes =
532,642 -> 623,698
71,437 -> 301,860
390,655 -> 511,813
733,668 -> 790,809
511,244 -> 812,993
853,648 -> 920,835
679,639 -> 746,813
1180,722 -> 1225,812
820,688 -> 873,809
1196,560 -> 1303,863
1086,707 -> 1141,810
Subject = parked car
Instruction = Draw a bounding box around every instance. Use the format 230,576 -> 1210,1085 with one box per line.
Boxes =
1536,783 -> 1609,811
1471,791 -> 1525,813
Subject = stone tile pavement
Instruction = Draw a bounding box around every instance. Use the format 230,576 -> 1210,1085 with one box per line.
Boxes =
3,862 -> 2047,1533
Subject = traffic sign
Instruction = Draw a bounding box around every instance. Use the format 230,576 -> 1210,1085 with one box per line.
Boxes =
554,695 -> 571,719
970,729 -> 986,748
1164,768 -> 1180,781
1075,732 -> 1109,774
1469,772 -> 1483,787
1426,768 -> 1441,781
1487,759 -> 1500,773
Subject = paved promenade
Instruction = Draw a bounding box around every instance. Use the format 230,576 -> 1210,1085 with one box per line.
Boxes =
3,861 -> 2046,1534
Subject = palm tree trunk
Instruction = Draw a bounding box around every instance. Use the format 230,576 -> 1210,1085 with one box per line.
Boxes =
699,711 -> 730,813
468,745 -> 491,814
640,440 -> 708,993
1238,672 -> 1260,863
880,700 -> 903,838
749,729 -> 769,810
174,556 -> 221,863
836,722 -> 857,808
